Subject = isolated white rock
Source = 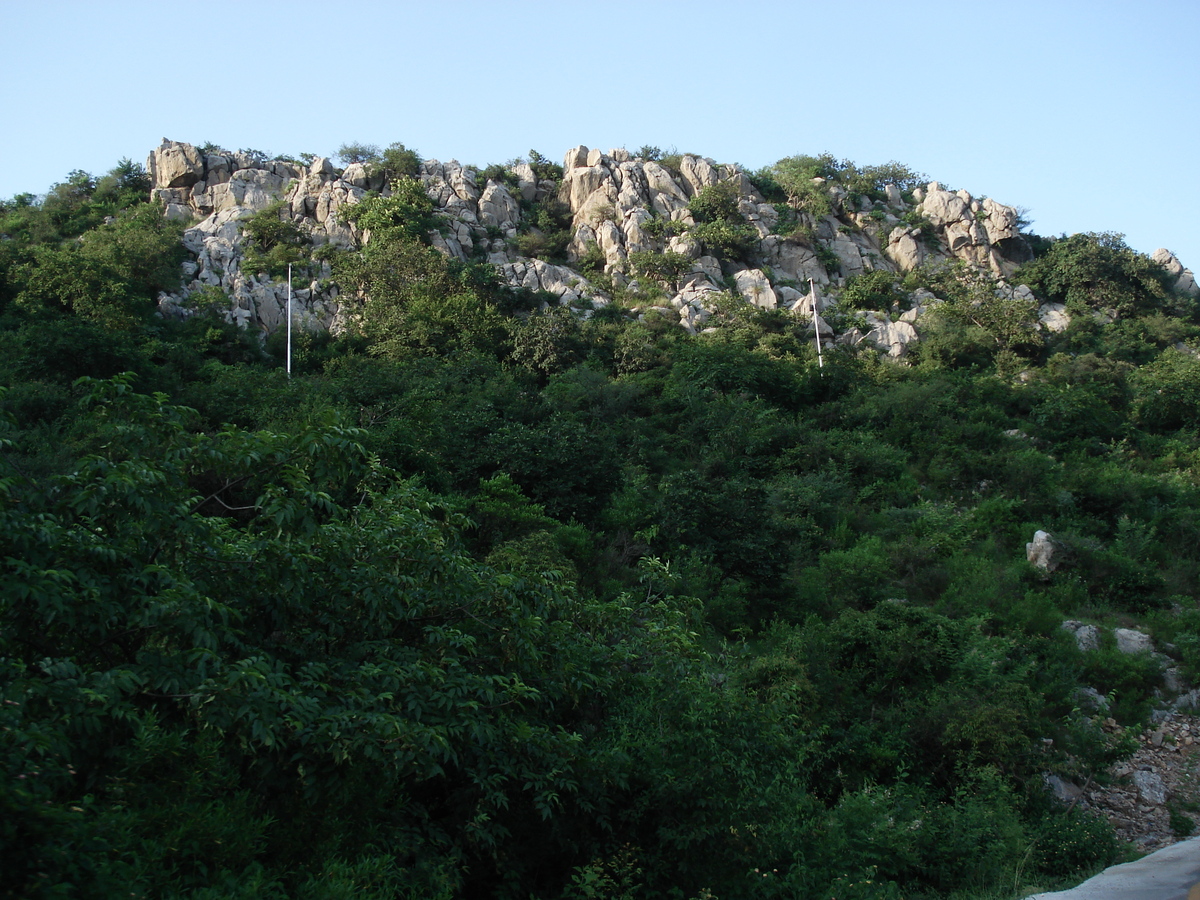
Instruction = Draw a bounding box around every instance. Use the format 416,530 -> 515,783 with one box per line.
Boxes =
1114,629 -> 1155,655
1044,773 -> 1083,803
1038,302 -> 1071,332
1027,530 -> 1061,571
864,318 -> 918,358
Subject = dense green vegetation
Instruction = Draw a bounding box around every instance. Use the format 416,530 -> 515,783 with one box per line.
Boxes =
3,155 -> 1200,899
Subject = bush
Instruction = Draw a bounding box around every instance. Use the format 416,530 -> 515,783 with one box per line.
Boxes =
840,271 -> 904,313
241,201 -> 312,278
1029,809 -> 1119,876
687,182 -> 742,225
690,220 -> 759,259
372,142 -> 421,183
1016,232 -> 1174,319
628,250 -> 691,289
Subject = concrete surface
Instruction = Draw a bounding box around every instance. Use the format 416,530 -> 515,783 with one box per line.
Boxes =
1027,836 -> 1200,899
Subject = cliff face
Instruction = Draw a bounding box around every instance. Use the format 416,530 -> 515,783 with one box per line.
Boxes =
147,139 -> 1197,355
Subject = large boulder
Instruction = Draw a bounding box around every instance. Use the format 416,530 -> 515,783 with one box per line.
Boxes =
886,227 -> 925,272
1114,628 -> 1155,655
1027,530 -> 1062,571
863,315 -> 918,358
919,182 -> 969,227
1061,620 -> 1101,652
1038,302 -> 1071,333
149,140 -> 205,190
732,268 -> 777,308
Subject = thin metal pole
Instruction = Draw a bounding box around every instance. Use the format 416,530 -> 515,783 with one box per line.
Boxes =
810,278 -> 824,369
287,264 -> 292,378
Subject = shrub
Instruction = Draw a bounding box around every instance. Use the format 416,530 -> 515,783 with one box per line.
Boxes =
525,149 -> 564,184
1029,809 -> 1119,876
628,250 -> 692,289
687,182 -> 742,225
641,216 -> 689,240
748,167 -> 788,203
840,271 -> 904,313
1131,348 -> 1200,431
1016,232 -> 1174,319
773,170 -> 835,219
691,220 -> 759,259
240,201 -> 312,278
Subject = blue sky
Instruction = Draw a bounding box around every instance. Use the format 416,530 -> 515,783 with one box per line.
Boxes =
3,0 -> 1197,270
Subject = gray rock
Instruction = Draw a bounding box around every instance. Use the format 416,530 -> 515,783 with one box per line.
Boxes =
919,183 -> 969,227
477,182 -> 521,229
1062,620 -> 1101,652
1153,247 -> 1186,279
885,227 -> 924,272
341,163 -> 369,188
308,157 -> 335,178
1044,773 -> 1083,803
564,145 -> 590,170
732,268 -> 777,308
511,162 -> 538,203
1073,685 -> 1109,709
1153,248 -> 1199,298
1114,629 -> 1155,655
864,318 -> 919,358
679,155 -> 719,196
1132,769 -> 1166,805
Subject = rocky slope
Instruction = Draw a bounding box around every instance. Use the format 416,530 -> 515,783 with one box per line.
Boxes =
147,139 -> 1198,354
1052,614 -> 1200,853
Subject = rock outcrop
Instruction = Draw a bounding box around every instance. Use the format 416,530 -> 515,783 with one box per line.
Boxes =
1153,248 -> 1200,298
146,139 -> 1186,356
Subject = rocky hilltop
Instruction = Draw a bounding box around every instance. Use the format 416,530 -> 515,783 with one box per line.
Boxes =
147,139 -> 1198,355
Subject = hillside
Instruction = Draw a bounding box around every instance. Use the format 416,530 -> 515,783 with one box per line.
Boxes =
4,140 -> 1200,899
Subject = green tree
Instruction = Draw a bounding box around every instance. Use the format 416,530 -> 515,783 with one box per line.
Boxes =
0,377 -> 614,897
13,203 -> 185,329
371,142 -> 422,184
335,142 -> 380,165
1017,232 -> 1175,318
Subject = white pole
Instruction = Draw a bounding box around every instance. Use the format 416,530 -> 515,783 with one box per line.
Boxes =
286,264 -> 292,378
810,278 -> 824,369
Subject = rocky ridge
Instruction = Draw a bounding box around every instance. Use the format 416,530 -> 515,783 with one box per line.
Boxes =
147,140 -> 1199,351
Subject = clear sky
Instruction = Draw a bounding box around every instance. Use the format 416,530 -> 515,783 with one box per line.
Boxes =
3,0 -> 1197,270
